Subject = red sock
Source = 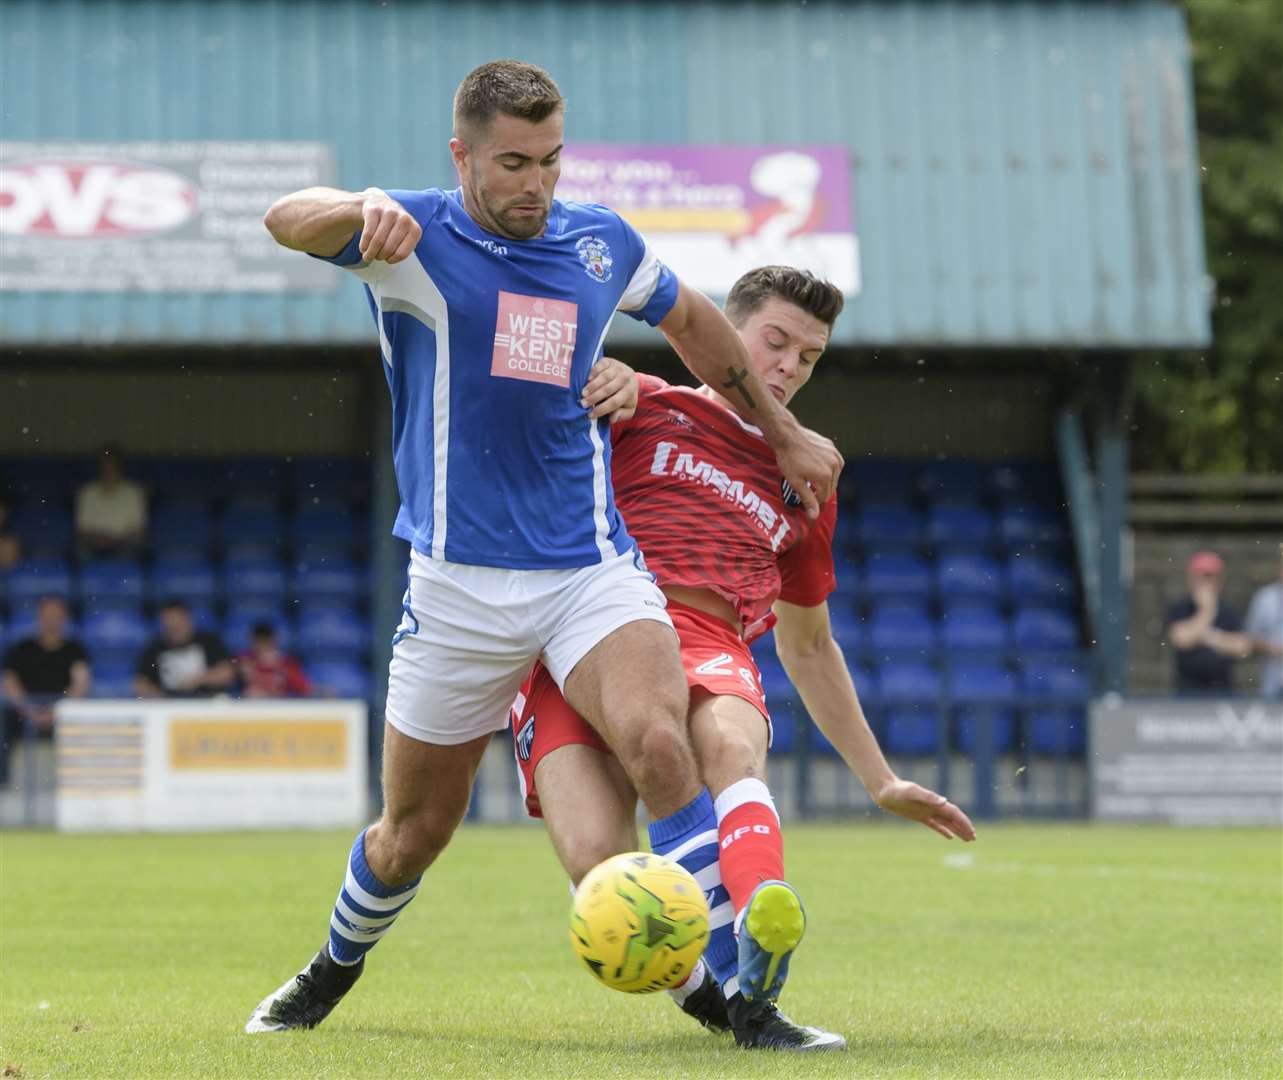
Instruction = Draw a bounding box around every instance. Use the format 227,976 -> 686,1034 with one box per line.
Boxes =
715,778 -> 784,916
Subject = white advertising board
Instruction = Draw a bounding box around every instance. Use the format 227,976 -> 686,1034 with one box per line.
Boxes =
54,700 -> 368,832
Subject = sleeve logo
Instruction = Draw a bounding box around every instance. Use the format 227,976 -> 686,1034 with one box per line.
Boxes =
576,235 -> 613,283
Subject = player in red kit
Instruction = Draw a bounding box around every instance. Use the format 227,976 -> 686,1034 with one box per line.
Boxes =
511,266 -> 976,1051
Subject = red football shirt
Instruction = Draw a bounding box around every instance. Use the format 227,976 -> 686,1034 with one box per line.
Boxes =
611,374 -> 837,632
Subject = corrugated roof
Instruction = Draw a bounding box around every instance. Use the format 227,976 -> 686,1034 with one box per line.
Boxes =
0,0 -> 1209,347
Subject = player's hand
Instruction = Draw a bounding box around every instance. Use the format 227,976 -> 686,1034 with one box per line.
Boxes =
773,423 -> 843,520
358,190 -> 421,264
874,778 -> 977,841
582,357 -> 639,423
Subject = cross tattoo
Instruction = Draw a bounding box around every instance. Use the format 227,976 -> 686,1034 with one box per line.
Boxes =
721,366 -> 756,409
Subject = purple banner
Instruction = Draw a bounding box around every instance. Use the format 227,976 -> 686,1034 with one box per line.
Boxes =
560,144 -> 859,296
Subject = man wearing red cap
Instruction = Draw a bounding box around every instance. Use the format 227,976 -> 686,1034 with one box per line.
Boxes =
1166,551 -> 1253,693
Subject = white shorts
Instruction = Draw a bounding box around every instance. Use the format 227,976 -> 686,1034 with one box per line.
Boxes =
384,549 -> 673,746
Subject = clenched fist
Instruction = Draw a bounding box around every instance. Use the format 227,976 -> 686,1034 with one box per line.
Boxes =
358,189 -> 421,264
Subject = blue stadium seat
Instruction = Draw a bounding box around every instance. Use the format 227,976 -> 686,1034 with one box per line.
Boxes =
5,459 -> 84,505
294,458 -> 368,502
918,460 -> 984,504
986,462 -> 1059,504
11,506 -> 74,558
1022,658 -> 1091,754
879,660 -> 941,755
221,458 -> 291,501
223,558 -> 288,603
749,633 -> 779,670
220,507 -> 285,554
826,604 -> 864,652
296,604 -> 369,659
828,561 -> 861,607
223,608 -> 292,654
997,503 -> 1070,550
948,662 -> 1018,753
7,559 -> 74,607
844,459 -> 918,505
767,705 -> 796,754
831,512 -> 863,556
868,602 -> 937,654
292,559 -> 364,604
82,609 -> 150,665
150,558 -> 217,606
307,660 -> 372,699
142,460 -> 220,501
756,658 -> 794,706
77,561 -> 146,608
927,506 -> 995,550
151,505 -> 214,553
864,554 -> 932,601
857,507 -> 924,551
292,509 -> 361,554
1007,554 -> 1077,607
1012,607 -> 1079,651
940,605 -> 1009,654
935,552 -> 1005,603
90,661 -> 138,699
3,611 -> 83,644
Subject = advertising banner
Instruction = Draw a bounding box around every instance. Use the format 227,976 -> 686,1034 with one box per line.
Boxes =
0,141 -> 335,291
559,144 -> 860,297
55,700 -> 368,832
1091,699 -> 1283,825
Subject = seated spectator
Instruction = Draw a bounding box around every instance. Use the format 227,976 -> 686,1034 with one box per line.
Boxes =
134,599 -> 235,698
1245,544 -> 1283,700
75,445 -> 147,561
237,622 -> 311,699
1166,550 -> 1253,694
2,596 -> 91,778
0,494 -> 19,572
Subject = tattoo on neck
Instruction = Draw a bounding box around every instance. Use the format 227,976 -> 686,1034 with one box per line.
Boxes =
721,366 -> 756,410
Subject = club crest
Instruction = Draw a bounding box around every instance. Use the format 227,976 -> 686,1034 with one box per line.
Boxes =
576,236 -> 613,283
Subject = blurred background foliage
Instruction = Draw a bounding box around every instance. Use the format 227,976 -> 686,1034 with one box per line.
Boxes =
1132,0 -> 1283,473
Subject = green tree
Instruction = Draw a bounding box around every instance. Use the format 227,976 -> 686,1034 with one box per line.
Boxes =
1133,0 -> 1283,472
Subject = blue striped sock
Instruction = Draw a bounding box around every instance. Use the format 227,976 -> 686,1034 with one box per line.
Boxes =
648,789 -> 737,992
328,828 -> 421,966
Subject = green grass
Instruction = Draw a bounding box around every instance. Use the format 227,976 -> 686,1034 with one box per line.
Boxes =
2,824 -> 1280,1078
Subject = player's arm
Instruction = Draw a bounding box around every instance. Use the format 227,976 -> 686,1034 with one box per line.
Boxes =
263,187 -> 421,263
657,281 -> 842,518
773,599 -> 976,841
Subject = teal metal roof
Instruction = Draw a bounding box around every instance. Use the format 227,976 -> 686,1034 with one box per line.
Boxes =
0,0 -> 1209,348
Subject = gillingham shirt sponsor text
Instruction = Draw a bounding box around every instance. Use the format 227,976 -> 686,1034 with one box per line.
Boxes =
319,187 -> 677,569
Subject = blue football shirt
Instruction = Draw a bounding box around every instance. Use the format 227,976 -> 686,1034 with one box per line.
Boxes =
319,187 -> 678,569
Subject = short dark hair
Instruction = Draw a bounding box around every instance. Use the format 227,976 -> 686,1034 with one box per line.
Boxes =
159,597 -> 190,615
251,621 -> 276,640
724,266 -> 845,331
453,60 -> 564,139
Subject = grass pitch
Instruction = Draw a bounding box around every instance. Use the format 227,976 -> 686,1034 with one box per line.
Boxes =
2,823 -> 1280,1078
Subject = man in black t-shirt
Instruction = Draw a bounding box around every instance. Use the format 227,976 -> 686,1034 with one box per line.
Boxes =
1166,550 -> 1253,694
134,598 -> 236,698
3,595 -> 92,742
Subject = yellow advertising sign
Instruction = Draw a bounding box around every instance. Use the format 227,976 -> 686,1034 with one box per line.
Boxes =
169,719 -> 348,771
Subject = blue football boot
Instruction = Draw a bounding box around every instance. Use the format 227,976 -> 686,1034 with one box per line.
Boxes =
737,879 -> 806,1002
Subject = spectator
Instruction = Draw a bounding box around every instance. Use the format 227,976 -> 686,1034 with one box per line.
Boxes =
2,595 -> 92,743
75,445 -> 147,561
0,494 -> 19,572
1166,550 -> 1253,694
1244,543 -> 1283,700
134,599 -> 235,698
237,622 -> 311,699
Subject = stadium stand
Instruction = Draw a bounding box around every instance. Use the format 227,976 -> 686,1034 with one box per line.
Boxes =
1,455 -> 1086,755
0,457 -> 374,703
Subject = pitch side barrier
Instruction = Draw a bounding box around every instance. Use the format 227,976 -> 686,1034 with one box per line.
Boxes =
790,683 -> 1093,822
0,694 -> 369,830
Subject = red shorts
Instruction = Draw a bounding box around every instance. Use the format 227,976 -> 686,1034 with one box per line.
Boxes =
509,600 -> 770,818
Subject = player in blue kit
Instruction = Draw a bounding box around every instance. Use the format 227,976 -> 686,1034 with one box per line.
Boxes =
245,60 -> 843,1033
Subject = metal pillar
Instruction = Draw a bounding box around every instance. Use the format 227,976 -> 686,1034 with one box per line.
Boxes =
369,365 -> 404,808
1095,359 -> 1132,694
